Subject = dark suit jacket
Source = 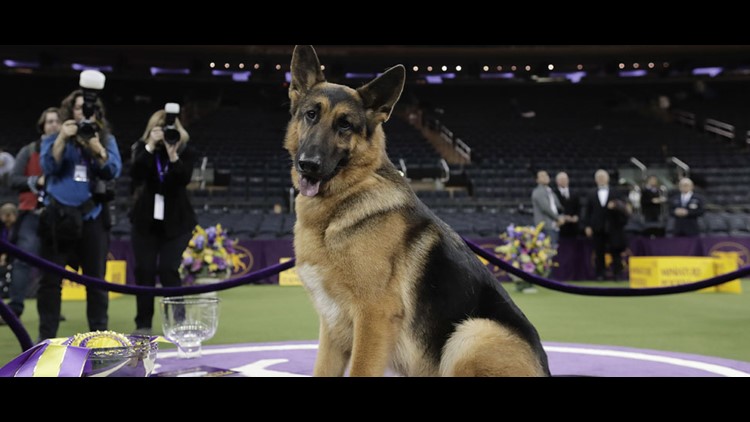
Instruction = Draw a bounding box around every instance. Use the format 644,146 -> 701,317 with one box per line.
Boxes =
640,187 -> 663,223
552,187 -> 581,238
668,192 -> 705,237
582,187 -> 630,248
129,142 -> 197,239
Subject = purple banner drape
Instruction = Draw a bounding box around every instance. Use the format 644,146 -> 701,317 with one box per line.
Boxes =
107,236 -> 750,284
109,239 -> 294,285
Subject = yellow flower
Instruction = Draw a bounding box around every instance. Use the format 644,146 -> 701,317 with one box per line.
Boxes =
180,224 -> 243,280
497,224 -> 559,277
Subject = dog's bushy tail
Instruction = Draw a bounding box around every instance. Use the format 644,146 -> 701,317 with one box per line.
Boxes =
439,318 -> 547,377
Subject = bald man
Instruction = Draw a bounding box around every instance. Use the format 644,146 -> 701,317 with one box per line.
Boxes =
669,178 -> 705,237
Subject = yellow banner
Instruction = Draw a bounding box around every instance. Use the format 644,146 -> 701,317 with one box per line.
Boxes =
629,255 -> 742,294
278,258 -> 303,287
61,260 -> 127,301
710,252 -> 743,293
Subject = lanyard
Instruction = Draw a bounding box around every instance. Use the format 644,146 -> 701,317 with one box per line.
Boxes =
75,146 -> 93,167
156,153 -> 169,184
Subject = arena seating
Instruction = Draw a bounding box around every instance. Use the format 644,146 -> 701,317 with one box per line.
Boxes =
2,75 -> 750,240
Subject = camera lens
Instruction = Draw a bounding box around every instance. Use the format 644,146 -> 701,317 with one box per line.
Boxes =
164,127 -> 180,145
78,121 -> 97,140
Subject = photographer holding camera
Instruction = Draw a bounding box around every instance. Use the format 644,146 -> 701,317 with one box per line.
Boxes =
130,104 -> 197,335
4,107 -> 60,320
37,71 -> 122,341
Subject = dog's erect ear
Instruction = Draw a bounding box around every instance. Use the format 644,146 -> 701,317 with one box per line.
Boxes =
357,65 -> 406,124
289,45 -> 326,112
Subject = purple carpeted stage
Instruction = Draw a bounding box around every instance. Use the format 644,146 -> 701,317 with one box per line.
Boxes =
151,341 -> 750,377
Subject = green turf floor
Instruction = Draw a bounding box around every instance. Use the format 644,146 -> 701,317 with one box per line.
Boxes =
2,281 -> 749,365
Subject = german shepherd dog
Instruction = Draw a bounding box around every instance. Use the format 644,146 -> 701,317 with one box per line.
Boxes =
284,45 -> 550,377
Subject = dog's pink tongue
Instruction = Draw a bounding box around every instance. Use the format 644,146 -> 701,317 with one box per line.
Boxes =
299,177 -> 321,197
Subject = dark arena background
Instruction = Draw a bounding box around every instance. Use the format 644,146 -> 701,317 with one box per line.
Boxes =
1,45 -> 750,378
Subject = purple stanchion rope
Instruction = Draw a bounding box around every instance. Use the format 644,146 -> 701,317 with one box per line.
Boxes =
0,238 -> 295,352
464,238 -> 750,296
0,299 -> 34,352
3,234 -> 747,354
0,239 -> 294,297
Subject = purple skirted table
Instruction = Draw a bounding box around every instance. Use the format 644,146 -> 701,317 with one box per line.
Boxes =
106,236 -> 750,283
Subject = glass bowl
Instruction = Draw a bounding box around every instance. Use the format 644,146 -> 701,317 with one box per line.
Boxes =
82,335 -> 159,377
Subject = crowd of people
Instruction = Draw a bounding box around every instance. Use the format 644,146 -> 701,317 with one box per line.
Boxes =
0,71 -> 197,341
531,168 -> 706,281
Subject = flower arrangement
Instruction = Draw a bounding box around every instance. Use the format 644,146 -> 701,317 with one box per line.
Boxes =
180,224 -> 242,284
494,223 -> 557,292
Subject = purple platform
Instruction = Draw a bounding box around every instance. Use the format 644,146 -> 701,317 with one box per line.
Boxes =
152,341 -> 750,377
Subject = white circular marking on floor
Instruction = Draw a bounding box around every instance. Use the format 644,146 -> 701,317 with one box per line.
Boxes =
545,346 -> 750,377
157,342 -> 750,377
157,343 -> 319,359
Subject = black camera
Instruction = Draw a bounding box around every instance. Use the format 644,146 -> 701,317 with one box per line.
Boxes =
163,103 -> 181,145
77,70 -> 106,141
92,179 -> 116,204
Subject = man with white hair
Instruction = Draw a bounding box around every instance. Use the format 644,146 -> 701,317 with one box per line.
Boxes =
669,178 -> 705,237
582,169 -> 631,281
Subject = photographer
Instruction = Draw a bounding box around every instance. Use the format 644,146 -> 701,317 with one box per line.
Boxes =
5,107 -> 60,319
37,72 -> 122,341
130,106 -> 196,335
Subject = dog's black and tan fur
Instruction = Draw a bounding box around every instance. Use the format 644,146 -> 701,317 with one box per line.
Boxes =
284,45 -> 550,377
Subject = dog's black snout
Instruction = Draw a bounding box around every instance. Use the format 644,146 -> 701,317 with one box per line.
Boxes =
298,157 -> 322,174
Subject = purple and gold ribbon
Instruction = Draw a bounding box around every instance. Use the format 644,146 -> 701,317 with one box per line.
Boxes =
0,340 -> 90,377
0,333 -> 163,377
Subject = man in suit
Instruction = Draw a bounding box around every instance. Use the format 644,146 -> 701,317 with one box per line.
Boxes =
531,170 -> 565,246
583,169 -> 631,281
641,175 -> 665,223
669,178 -> 705,237
552,171 -> 581,238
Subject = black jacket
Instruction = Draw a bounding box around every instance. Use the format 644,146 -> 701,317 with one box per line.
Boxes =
582,186 -> 630,238
640,187 -> 663,223
552,187 -> 581,238
129,142 -> 197,239
668,192 -> 705,237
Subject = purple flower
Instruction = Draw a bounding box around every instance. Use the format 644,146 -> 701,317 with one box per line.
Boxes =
506,224 -> 515,237
523,262 -> 536,273
180,225 -> 242,282
190,259 -> 202,273
206,227 -> 217,246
